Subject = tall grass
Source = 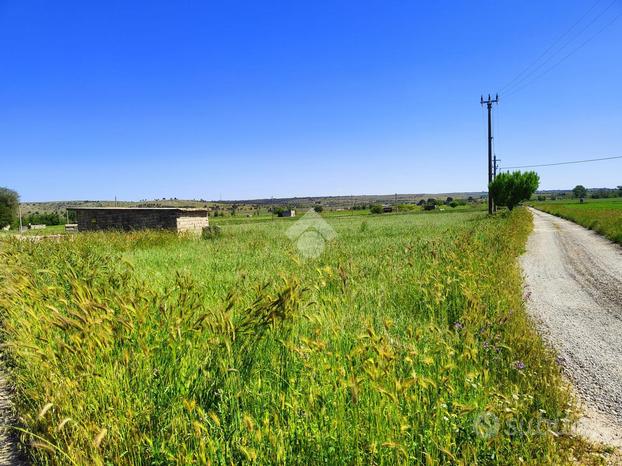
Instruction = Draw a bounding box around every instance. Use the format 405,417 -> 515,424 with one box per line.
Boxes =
0,210 -> 576,464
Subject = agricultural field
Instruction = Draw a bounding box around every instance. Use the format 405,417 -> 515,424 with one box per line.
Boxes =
532,198 -> 622,244
0,209 -> 581,464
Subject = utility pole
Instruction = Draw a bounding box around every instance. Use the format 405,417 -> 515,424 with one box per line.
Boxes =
493,155 -> 500,179
481,94 -> 499,214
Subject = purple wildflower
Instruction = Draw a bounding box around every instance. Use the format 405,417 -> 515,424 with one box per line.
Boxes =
514,360 -> 526,370
453,321 -> 464,331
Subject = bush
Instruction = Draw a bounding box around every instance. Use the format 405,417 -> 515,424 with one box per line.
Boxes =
0,187 -> 19,228
23,211 -> 65,226
201,225 -> 222,239
489,171 -> 540,211
572,185 -> 587,199
370,204 -> 383,214
313,206 -> 323,213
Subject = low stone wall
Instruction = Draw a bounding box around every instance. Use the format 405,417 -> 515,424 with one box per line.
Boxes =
176,216 -> 210,234
70,208 -> 209,233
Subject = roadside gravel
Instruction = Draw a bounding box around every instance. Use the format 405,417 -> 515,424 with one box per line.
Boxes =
521,207 -> 622,448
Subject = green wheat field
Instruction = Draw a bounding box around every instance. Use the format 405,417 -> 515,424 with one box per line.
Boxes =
0,209 -> 583,464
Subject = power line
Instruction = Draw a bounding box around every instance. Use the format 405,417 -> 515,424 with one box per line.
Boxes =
500,155 -> 622,170
499,0 -> 608,94
503,9 -> 622,99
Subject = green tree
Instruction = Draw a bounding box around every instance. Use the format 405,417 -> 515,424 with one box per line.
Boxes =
489,171 -> 540,211
370,204 -> 383,214
572,185 -> 587,199
0,187 -> 19,228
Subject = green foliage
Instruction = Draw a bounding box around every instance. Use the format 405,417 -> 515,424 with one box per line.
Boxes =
369,204 -> 383,214
313,205 -> 323,213
572,185 -> 587,199
23,211 -> 65,226
0,187 -> 19,228
201,225 -> 222,239
589,189 -> 618,199
489,171 -> 540,211
0,211 -> 577,464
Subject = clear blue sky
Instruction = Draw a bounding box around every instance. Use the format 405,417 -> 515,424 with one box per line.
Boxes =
2,1 -> 621,202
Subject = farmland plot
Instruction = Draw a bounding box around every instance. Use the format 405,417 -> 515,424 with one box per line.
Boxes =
0,209 -> 577,464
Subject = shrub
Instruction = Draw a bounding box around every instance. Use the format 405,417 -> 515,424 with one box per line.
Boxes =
489,171 -> 540,211
202,225 -> 222,239
0,187 -> 19,228
370,204 -> 383,214
572,185 -> 587,199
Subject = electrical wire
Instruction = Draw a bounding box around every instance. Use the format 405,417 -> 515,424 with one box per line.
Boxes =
500,155 -> 622,170
499,0 -> 608,94
503,9 -> 622,99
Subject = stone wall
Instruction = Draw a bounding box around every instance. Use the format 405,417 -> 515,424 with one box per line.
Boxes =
176,216 -> 210,234
71,208 -> 209,234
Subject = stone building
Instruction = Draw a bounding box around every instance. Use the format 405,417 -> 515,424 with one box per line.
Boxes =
68,207 -> 209,234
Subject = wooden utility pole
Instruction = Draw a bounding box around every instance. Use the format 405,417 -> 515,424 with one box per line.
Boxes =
481,94 -> 498,214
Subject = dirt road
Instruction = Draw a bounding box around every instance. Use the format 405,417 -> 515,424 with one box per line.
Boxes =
521,207 -> 622,447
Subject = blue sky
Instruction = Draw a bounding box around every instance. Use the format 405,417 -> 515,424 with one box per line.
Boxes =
1,1 -> 621,202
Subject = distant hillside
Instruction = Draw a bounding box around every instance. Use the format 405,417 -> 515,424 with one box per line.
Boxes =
21,192 -> 489,215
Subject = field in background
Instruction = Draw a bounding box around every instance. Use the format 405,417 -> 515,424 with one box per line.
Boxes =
533,198 -> 622,244
0,209 -> 577,464
18,192 -> 489,220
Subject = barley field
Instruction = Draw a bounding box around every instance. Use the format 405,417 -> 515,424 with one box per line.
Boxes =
534,198 -> 622,244
0,209 -> 577,464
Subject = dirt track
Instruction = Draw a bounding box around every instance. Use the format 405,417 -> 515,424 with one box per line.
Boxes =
521,207 -> 622,447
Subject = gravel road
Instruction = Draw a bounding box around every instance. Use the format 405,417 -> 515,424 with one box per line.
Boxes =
521,207 -> 622,447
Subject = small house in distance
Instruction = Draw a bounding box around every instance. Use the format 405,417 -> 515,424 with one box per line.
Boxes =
68,207 -> 209,234
281,209 -> 296,217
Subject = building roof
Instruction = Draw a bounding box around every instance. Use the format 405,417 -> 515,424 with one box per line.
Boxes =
67,207 -> 208,212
